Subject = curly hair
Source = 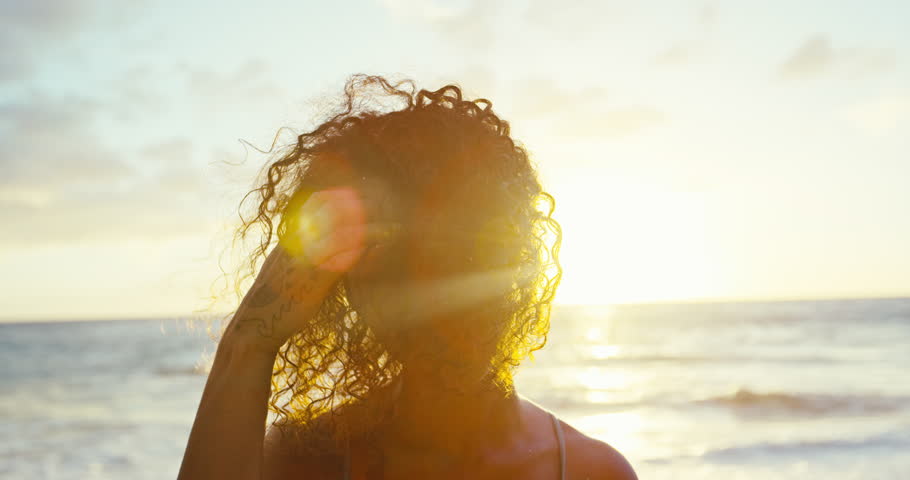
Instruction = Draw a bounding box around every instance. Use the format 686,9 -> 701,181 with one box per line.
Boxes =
223,74 -> 562,455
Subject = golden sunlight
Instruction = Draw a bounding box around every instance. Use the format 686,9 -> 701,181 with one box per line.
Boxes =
552,177 -> 720,304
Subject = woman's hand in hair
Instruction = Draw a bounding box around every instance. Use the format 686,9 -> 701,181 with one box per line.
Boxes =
223,188 -> 398,355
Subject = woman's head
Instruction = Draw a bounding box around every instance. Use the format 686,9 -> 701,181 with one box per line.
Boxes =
230,74 -> 561,449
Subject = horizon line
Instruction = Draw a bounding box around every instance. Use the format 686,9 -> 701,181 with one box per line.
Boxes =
2,292 -> 909,325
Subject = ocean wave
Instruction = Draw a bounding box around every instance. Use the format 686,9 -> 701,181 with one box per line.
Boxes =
700,429 -> 910,462
535,387 -> 909,419
697,388 -> 908,416
154,365 -> 206,376
588,353 -> 843,365
533,394 -> 642,413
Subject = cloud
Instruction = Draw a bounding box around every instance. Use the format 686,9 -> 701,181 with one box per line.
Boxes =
0,96 -> 127,200
103,65 -> 169,123
841,49 -> 898,76
452,66 -> 498,97
554,107 -> 665,139
779,34 -> 896,79
0,53 -> 33,84
139,138 -> 211,194
0,1 -> 149,85
377,0 -> 459,20
523,0 -> 625,32
509,77 -> 610,118
652,2 -> 718,67
779,35 -> 833,78
0,1 -> 88,30
378,0 -> 500,52
0,0 -> 89,59
175,58 -> 288,116
180,59 -> 282,99
0,185 -> 215,247
697,2 -> 718,28
0,96 -> 216,247
508,77 -> 664,138
377,0 -> 623,54
654,43 -> 696,66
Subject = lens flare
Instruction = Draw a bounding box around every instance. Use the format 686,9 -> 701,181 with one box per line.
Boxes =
279,187 -> 367,272
279,188 -> 317,260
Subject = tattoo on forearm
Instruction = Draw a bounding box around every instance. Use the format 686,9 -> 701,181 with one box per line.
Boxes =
234,301 -> 293,339
283,266 -> 318,302
235,315 -> 274,338
229,252 -> 322,341
248,282 -> 280,308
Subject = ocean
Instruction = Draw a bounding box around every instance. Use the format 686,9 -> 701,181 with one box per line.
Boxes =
1,298 -> 908,479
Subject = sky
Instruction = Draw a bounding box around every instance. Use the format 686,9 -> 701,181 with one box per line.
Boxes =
1,0 -> 908,321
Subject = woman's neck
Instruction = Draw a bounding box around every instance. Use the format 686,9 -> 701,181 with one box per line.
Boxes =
376,367 -> 523,460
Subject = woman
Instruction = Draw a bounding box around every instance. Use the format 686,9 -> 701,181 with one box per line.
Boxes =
178,75 -> 637,479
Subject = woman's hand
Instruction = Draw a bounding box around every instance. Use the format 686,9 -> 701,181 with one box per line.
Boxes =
222,187 -> 398,355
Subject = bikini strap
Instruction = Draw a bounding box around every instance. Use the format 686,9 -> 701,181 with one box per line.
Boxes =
550,412 -> 567,480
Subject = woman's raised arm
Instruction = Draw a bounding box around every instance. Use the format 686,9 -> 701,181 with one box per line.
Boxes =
177,190 -> 376,480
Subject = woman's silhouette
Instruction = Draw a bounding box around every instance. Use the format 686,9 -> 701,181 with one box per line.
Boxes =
178,75 -> 637,479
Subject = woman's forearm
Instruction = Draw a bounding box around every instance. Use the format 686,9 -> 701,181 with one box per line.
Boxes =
177,332 -> 278,480
176,235 -> 348,479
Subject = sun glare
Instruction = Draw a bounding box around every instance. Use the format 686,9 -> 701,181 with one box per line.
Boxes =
552,177 -> 719,305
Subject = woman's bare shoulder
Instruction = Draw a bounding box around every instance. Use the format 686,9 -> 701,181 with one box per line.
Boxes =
557,419 -> 638,480
518,397 -> 637,479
